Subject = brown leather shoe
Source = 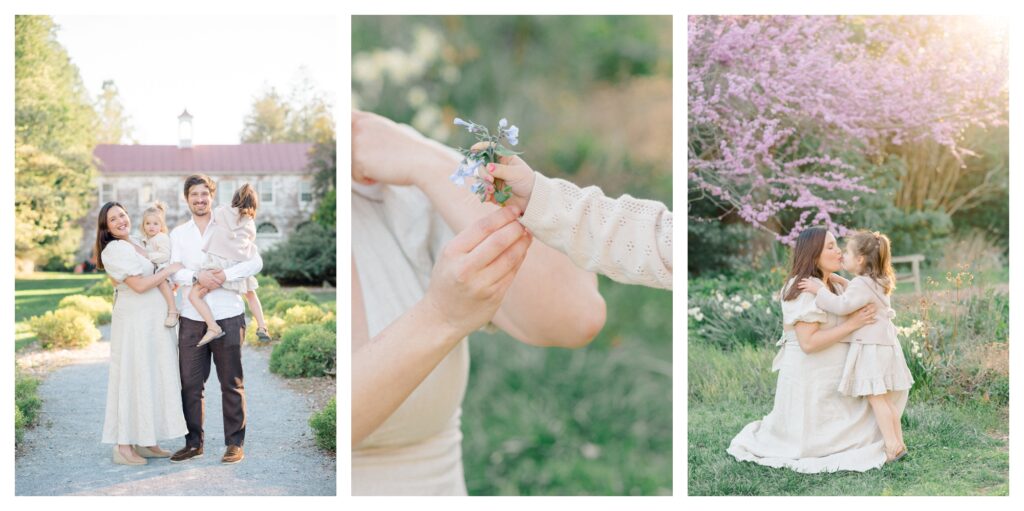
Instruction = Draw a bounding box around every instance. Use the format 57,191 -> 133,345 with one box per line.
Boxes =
169,445 -> 203,463
222,445 -> 244,464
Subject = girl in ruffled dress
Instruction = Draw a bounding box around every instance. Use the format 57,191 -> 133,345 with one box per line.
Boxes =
798,230 -> 913,462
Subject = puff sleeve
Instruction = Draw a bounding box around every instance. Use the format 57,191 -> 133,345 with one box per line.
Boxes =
101,240 -> 150,282
780,279 -> 828,326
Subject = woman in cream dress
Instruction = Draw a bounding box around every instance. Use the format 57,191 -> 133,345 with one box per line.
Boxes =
727,227 -> 909,473
96,202 -> 188,465
351,111 -> 607,495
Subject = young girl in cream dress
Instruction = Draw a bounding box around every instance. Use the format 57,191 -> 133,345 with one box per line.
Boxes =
797,230 -> 914,462
190,183 -> 270,346
140,202 -> 180,327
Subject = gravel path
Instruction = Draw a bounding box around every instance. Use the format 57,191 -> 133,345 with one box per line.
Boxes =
15,325 -> 336,496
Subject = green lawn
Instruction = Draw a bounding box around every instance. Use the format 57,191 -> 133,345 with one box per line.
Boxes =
688,341 -> 1009,495
14,272 -> 106,350
461,276 -> 672,495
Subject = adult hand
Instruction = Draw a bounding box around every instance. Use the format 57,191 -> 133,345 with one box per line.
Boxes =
422,205 -> 532,338
197,269 -> 225,290
352,110 -> 455,188
848,303 -> 877,329
469,141 -> 536,211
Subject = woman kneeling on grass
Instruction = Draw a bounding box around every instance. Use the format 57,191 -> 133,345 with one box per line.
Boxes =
727,226 -> 910,473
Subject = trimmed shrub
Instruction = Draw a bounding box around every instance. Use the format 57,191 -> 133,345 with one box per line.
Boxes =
262,222 -> 336,286
243,316 -> 288,346
57,294 -> 112,324
256,274 -> 281,290
309,397 -> 336,452
29,308 -> 102,349
15,367 -> 42,446
272,298 -> 318,316
282,304 -> 330,326
269,323 -> 336,377
84,277 -> 115,302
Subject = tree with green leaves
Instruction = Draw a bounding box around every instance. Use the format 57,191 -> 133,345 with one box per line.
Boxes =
94,80 -> 134,144
239,71 -> 333,144
15,15 -> 99,270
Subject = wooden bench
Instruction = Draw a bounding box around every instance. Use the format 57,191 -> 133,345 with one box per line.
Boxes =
892,254 -> 925,293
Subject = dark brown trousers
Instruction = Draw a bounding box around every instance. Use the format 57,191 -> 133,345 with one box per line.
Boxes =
178,315 -> 247,448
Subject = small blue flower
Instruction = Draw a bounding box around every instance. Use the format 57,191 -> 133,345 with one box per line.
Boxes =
470,181 -> 485,194
498,118 -> 508,128
453,117 -> 475,132
506,125 -> 519,146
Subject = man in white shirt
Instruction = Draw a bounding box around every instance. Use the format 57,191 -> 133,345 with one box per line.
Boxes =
168,174 -> 262,465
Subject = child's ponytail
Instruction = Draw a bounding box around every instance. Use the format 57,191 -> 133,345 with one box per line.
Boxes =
850,230 -> 896,294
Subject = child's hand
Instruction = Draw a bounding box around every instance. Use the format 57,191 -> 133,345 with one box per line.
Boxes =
797,277 -> 822,294
469,141 -> 535,211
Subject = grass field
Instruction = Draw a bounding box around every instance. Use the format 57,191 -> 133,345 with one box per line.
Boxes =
687,339 -> 1009,496
461,276 -> 672,495
14,272 -> 106,350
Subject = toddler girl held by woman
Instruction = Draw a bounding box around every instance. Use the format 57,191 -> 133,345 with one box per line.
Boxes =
191,183 -> 270,346
140,202 -> 180,327
797,230 -> 914,462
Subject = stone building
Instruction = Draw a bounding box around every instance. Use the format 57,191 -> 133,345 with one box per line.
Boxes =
78,110 -> 317,261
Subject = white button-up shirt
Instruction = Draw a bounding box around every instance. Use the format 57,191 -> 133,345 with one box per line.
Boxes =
170,215 -> 263,322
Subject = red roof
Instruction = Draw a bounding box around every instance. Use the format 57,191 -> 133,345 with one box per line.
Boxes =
93,143 -> 314,175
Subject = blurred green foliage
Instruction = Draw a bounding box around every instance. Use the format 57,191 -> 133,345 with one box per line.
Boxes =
353,15 -> 673,206
354,15 -> 673,495
463,277 -> 672,495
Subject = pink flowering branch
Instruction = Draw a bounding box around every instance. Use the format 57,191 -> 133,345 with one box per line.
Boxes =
688,15 -> 1008,245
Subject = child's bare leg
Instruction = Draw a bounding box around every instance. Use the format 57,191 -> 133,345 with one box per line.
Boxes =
245,290 -> 267,330
158,281 -> 178,314
189,284 -> 219,330
888,394 -> 906,450
867,393 -> 900,458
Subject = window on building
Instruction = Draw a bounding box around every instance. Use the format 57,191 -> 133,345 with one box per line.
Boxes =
257,222 -> 279,235
99,182 -> 115,205
259,180 -> 274,204
218,179 -> 236,207
138,183 -> 153,205
300,181 -> 313,203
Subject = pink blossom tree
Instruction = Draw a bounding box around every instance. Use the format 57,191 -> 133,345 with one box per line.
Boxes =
688,15 -> 1008,245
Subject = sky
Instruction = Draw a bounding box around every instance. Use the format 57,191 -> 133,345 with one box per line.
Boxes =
53,15 -> 340,145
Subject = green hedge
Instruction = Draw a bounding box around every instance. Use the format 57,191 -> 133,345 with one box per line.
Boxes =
28,308 -> 102,349
57,294 -> 112,324
309,397 -> 336,452
83,278 -> 115,302
15,367 -> 42,446
269,323 -> 336,377
262,222 -> 336,286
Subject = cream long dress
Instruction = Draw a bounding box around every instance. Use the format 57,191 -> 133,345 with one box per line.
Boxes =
726,278 -> 909,473
100,240 -> 187,445
351,182 -> 470,495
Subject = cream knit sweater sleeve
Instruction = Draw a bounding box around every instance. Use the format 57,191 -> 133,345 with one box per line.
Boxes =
518,171 -> 673,290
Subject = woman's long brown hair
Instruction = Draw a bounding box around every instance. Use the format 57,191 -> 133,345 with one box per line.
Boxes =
782,226 -> 837,301
94,201 -> 126,271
